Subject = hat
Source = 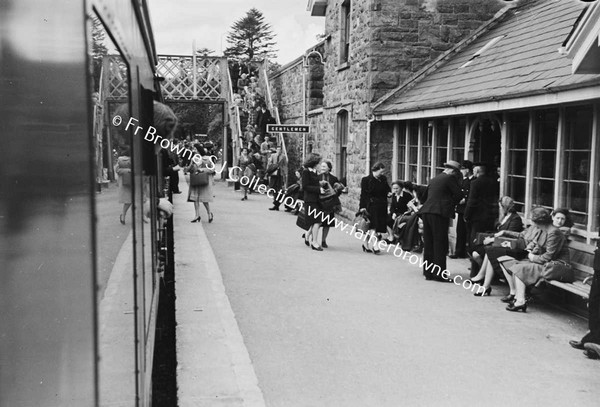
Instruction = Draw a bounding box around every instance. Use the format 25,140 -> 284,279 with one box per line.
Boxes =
461,160 -> 473,171
443,160 -> 462,171
530,207 -> 552,224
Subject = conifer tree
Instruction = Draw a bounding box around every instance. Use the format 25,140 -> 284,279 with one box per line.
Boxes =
224,8 -> 277,61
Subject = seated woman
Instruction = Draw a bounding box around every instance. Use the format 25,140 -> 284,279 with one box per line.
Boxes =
386,181 -> 413,243
502,207 -> 570,312
396,183 -> 426,252
551,208 -> 574,238
469,196 -> 524,280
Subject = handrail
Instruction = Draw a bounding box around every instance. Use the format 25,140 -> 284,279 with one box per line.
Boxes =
226,61 -> 242,168
259,60 -> 288,161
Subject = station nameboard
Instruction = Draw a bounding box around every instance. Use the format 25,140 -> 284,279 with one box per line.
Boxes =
267,124 -> 310,133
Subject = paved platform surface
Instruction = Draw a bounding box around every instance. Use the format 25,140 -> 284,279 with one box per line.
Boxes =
174,176 -> 599,407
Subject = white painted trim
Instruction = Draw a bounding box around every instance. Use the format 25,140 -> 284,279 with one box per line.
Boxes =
417,120 -> 423,184
554,107 -> 565,210
524,111 -> 535,221
499,112 -> 509,199
587,103 -> 599,244
374,86 -> 600,121
431,120 -> 438,174
404,123 -> 410,180
392,122 -> 399,181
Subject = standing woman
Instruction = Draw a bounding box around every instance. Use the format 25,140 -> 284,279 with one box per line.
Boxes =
115,145 -> 132,225
318,160 -> 344,248
359,162 -> 391,253
186,145 -> 215,223
302,153 -> 324,251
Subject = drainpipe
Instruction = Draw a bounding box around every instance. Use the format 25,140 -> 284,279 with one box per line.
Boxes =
366,114 -> 375,175
302,56 -> 307,164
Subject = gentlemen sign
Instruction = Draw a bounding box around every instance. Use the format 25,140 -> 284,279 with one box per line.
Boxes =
267,124 -> 310,133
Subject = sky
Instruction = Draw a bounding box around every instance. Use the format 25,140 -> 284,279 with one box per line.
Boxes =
148,0 -> 326,65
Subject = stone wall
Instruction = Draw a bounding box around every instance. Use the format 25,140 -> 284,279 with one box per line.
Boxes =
270,0 -> 505,209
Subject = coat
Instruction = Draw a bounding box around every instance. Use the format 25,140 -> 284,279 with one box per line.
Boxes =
360,174 -> 391,233
464,174 -> 499,222
419,172 -> 462,219
456,175 -> 473,214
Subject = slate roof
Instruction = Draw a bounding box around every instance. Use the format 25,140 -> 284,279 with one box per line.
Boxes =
374,0 -> 600,117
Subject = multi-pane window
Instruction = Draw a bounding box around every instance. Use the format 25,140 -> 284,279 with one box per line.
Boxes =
408,121 -> 419,183
420,122 -> 432,184
451,118 -> 466,162
532,109 -> 558,210
562,105 -> 593,226
397,122 -> 406,181
436,119 -> 449,175
335,110 -> 348,184
506,111 -> 529,212
340,0 -> 351,64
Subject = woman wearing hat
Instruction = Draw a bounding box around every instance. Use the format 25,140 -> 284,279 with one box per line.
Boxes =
499,208 -> 570,312
467,196 -> 524,293
359,162 -> 391,253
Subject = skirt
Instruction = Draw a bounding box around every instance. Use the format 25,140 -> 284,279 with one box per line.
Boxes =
505,260 -> 545,286
305,201 -> 322,226
368,201 -> 388,233
188,178 -> 214,203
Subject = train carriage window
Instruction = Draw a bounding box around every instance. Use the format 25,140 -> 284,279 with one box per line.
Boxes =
88,15 -> 135,406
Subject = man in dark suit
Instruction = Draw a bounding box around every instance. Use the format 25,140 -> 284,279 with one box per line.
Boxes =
255,103 -> 272,137
451,160 -> 474,259
419,160 -> 463,281
464,163 -> 499,261
570,181 -> 600,360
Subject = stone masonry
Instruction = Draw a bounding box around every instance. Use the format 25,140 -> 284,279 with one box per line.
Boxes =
270,0 -> 505,212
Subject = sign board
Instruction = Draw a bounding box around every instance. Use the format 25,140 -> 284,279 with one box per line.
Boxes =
267,124 -> 310,133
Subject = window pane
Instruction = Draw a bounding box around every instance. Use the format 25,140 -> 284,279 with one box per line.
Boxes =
532,179 -> 554,208
509,111 -> 529,150
562,105 -> 593,226
535,109 -> 558,150
507,176 -> 526,210
508,151 -> 527,175
534,150 -> 556,179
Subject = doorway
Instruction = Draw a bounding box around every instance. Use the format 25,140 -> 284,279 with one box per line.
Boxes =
470,117 -> 501,173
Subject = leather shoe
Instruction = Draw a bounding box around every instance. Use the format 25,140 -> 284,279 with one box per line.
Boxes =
583,343 -> 600,359
569,340 -> 585,350
268,206 -> 279,211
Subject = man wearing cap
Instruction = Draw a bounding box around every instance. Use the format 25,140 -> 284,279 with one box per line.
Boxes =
419,160 -> 463,281
451,160 -> 474,259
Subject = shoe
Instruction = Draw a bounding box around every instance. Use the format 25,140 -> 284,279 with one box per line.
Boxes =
241,196 -> 247,201
268,206 -> 279,211
311,243 -> 323,251
449,254 -> 459,259
467,278 -> 484,285
436,277 -> 453,283
372,247 -> 381,254
119,214 -> 125,225
208,213 -> 214,223
362,244 -> 372,253
302,233 -> 310,246
191,216 -> 201,223
473,286 -> 492,296
506,302 -> 527,312
173,191 -> 182,194
583,343 -> 600,359
569,340 -> 585,350
500,294 -> 515,303
322,241 -> 328,248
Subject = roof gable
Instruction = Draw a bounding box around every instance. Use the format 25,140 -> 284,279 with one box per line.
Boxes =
374,0 -> 600,117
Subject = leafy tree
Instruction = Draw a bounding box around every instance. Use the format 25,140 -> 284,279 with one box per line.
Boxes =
91,16 -> 108,91
224,8 -> 277,62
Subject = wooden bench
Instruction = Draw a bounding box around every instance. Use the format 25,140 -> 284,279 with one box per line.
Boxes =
546,240 -> 594,300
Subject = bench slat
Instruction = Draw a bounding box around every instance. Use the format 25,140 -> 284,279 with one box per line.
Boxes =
548,280 -> 590,299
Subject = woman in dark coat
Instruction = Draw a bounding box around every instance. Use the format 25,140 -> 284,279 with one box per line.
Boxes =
387,181 -> 413,242
469,196 -> 524,280
319,160 -> 344,248
301,153 -> 324,251
359,162 -> 391,253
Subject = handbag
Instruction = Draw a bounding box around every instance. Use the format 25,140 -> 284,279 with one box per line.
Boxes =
121,171 -> 131,186
190,172 -> 209,186
296,208 -> 309,230
473,232 -> 494,246
542,260 -> 574,283
266,163 -> 279,175
492,236 -> 524,250
354,214 -> 370,233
